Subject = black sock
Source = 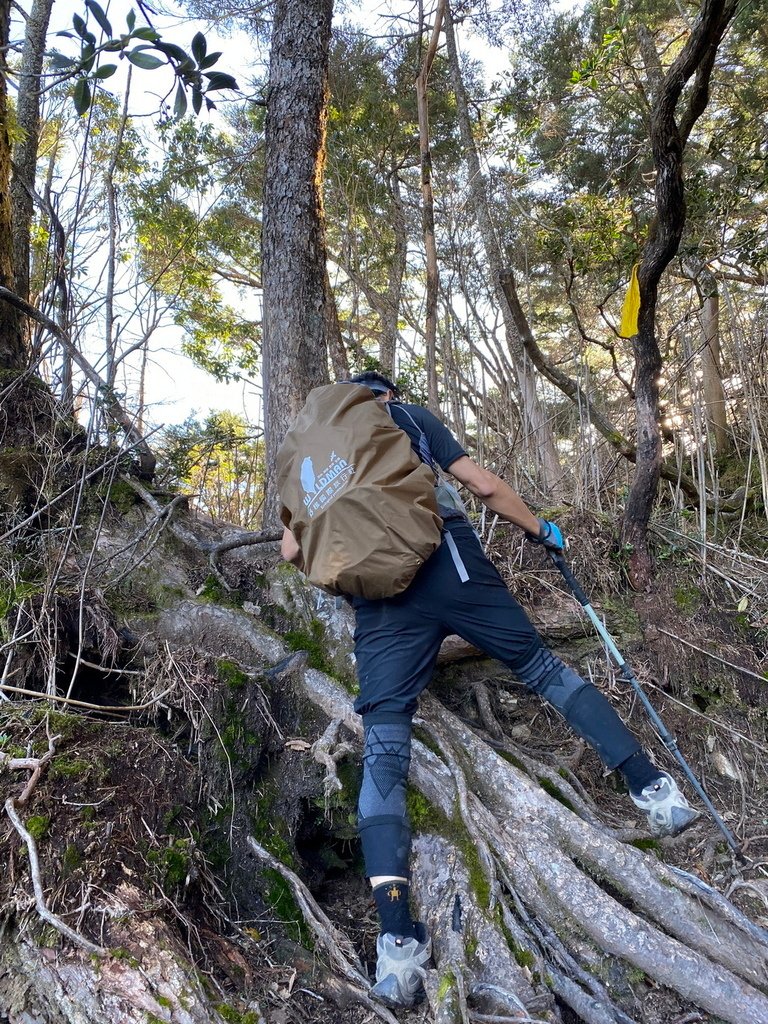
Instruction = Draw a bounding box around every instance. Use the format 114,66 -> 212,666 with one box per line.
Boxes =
373,880 -> 418,939
619,750 -> 661,795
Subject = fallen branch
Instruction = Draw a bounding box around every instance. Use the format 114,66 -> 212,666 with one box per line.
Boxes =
5,798 -> 107,956
655,627 -> 767,683
0,681 -> 175,713
246,836 -> 401,1024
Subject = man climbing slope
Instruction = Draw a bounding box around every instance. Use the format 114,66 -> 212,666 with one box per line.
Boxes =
280,370 -> 698,1009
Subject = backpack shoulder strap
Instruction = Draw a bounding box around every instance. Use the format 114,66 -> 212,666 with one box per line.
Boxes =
388,403 -> 437,472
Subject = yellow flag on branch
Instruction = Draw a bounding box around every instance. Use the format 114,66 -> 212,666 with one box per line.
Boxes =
619,264 -> 640,338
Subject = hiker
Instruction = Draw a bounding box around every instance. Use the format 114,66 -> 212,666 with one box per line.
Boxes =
279,370 -> 698,1009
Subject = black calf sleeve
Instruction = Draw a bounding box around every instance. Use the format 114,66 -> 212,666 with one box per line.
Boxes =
515,649 -> 640,769
563,683 -> 640,769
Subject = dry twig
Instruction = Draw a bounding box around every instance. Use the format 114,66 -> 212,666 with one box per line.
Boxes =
2,723 -> 107,956
246,836 -> 368,985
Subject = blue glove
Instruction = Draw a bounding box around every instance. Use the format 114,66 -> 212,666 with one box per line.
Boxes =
528,517 -> 564,552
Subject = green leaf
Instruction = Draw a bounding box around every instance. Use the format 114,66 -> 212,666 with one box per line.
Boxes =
93,63 -> 117,79
191,31 -> 207,64
126,9 -> 136,31
132,26 -> 159,41
73,77 -> 91,116
127,48 -> 165,70
73,13 -> 88,37
85,0 -> 112,36
192,86 -> 203,115
103,39 -> 125,51
81,41 -> 96,72
199,52 -> 222,69
155,41 -> 189,63
173,80 -> 188,120
56,30 -> 75,39
204,71 -> 238,92
49,51 -> 78,70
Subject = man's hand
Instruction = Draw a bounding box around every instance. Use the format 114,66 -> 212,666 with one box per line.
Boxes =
281,526 -> 303,565
527,518 -> 565,552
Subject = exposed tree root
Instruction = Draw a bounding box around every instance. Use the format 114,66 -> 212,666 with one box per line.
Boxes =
124,476 -> 281,592
311,718 -> 356,801
246,835 -> 368,986
9,592 -> 761,1023
297,652 -> 768,1024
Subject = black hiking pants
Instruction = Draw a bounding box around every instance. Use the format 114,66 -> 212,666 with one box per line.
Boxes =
352,520 -> 640,880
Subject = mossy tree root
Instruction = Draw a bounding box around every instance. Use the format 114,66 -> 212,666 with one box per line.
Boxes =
301,665 -> 768,1024
123,600 -> 768,1024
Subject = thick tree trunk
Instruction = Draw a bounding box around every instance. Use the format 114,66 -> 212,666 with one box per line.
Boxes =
261,0 -> 334,527
10,0 -> 54,307
444,2 -> 563,495
415,0 -> 446,416
622,0 -> 738,585
0,0 -> 25,370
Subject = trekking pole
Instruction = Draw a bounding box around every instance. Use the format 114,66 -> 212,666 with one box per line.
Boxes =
548,549 -> 744,860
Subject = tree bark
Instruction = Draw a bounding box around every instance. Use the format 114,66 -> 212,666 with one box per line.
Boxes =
378,165 -> 408,380
444,1 -> 563,495
415,0 -> 446,416
622,0 -> 738,585
697,266 -> 729,457
10,0 -> 54,306
0,0 -> 26,370
261,0 -> 334,527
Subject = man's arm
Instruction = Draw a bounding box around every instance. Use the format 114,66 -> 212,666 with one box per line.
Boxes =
281,526 -> 302,564
446,455 -> 542,535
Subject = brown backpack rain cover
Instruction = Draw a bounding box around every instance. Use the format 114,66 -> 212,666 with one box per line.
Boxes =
277,383 -> 442,599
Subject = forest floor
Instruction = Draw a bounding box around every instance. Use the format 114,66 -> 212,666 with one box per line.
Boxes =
2,503 -> 767,1024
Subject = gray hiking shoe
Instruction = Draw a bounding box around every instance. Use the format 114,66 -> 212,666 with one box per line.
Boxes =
631,772 -> 700,837
371,926 -> 431,1008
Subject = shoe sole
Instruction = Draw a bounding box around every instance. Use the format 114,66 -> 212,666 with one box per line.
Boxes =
371,980 -> 425,1009
651,808 -> 701,838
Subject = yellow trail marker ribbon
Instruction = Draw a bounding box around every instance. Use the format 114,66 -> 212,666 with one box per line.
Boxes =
618,263 -> 640,338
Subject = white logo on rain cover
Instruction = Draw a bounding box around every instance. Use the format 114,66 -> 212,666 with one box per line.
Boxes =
300,452 -> 354,517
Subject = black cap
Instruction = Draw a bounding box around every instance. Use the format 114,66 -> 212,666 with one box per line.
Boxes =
348,370 -> 400,397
